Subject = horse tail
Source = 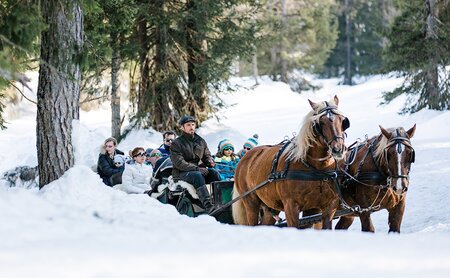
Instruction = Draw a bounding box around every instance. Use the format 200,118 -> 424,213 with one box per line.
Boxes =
232,187 -> 247,225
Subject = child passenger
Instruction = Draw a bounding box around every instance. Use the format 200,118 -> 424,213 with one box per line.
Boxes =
214,139 -> 240,180
236,134 -> 259,158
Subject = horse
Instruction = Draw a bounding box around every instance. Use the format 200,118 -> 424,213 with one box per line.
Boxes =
232,95 -> 350,229
335,124 -> 416,233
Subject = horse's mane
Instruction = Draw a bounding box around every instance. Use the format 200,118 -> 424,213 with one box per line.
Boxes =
284,98 -> 345,162
373,127 -> 406,163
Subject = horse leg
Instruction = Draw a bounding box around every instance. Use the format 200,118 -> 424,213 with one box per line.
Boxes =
321,208 -> 337,230
388,199 -> 405,233
284,200 -> 300,228
259,205 -> 277,225
242,196 -> 261,226
335,215 -> 355,230
359,212 -> 375,232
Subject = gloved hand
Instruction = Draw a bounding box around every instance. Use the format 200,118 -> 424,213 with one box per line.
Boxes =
208,158 -> 215,168
199,167 -> 209,176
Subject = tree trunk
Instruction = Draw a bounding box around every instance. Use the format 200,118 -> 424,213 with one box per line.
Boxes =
186,0 -> 209,122
425,0 -> 439,109
137,15 -> 150,117
344,0 -> 353,85
280,0 -> 288,83
152,0 -> 176,131
111,41 -> 121,139
270,47 -> 278,80
37,0 -> 83,188
252,45 -> 259,85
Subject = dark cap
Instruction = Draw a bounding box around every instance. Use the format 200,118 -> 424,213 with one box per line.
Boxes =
178,115 -> 196,125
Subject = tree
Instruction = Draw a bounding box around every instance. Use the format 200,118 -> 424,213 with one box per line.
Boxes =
83,0 -> 137,139
382,0 -> 450,113
0,0 -> 44,129
36,0 -> 84,187
240,0 -> 338,83
132,0 -> 258,131
322,0 -> 390,84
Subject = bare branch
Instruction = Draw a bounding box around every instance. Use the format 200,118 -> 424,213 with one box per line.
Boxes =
8,81 -> 37,105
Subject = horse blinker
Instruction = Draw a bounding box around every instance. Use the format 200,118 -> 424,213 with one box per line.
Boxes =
342,117 -> 350,131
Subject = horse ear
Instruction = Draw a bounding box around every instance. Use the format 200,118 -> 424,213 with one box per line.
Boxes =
308,99 -> 319,110
333,95 -> 339,106
406,124 -> 416,139
379,125 -> 391,139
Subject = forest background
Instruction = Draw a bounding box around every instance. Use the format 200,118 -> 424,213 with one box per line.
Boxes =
0,0 -> 449,187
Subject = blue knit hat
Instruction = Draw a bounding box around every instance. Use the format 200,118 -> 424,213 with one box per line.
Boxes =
243,134 -> 259,149
218,139 -> 234,153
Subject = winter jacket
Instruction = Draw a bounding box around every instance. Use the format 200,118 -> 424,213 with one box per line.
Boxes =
157,144 -> 171,157
214,155 -> 240,180
120,163 -> 152,193
97,148 -> 125,186
236,149 -> 246,158
170,132 -> 214,179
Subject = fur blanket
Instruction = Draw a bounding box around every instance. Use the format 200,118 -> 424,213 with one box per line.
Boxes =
150,176 -> 199,199
2,165 -> 39,189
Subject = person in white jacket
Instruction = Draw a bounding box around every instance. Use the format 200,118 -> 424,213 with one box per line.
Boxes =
115,147 -> 153,194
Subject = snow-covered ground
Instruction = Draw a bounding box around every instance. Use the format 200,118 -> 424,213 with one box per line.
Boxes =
1,74 -> 450,277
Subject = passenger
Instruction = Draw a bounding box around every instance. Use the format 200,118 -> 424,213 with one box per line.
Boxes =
118,147 -> 153,194
158,130 -> 176,157
144,148 -> 154,166
237,134 -> 259,158
214,139 -> 240,180
97,137 -> 125,186
113,154 -> 127,168
148,149 -> 163,169
148,152 -> 171,194
111,154 -> 127,185
170,115 -> 221,212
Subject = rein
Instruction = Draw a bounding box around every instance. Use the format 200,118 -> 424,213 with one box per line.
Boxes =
339,130 -> 415,213
210,139 -> 354,216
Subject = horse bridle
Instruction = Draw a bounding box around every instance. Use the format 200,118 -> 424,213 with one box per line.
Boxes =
313,102 -> 350,150
383,129 -> 415,192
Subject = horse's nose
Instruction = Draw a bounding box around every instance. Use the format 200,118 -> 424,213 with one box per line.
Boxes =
331,144 -> 346,160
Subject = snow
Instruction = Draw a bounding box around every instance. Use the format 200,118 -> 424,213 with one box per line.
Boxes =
1,74 -> 450,277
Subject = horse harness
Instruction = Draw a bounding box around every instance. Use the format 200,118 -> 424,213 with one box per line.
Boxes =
338,129 -> 416,213
313,102 -> 350,149
209,139 -> 355,216
342,128 -> 415,190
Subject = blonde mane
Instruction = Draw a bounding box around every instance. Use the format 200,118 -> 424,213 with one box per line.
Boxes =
284,98 -> 345,162
373,127 -> 406,164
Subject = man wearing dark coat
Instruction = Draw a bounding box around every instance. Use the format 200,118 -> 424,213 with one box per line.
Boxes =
170,115 -> 221,212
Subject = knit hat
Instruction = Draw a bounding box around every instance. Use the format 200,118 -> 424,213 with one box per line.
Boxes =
243,134 -> 259,149
145,148 -> 154,157
218,139 -> 234,153
114,154 -> 126,166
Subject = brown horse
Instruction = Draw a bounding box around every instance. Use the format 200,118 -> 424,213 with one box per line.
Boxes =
232,96 -> 350,229
335,125 -> 416,233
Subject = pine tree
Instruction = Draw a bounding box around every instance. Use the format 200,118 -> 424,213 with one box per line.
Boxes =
240,0 -> 338,83
83,0 -> 137,139
0,0 -> 44,129
382,0 -> 450,113
132,0 -> 258,131
36,0 -> 84,187
322,0 -> 390,84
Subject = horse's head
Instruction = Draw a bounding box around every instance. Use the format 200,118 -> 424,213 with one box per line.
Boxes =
378,124 -> 416,195
308,95 -> 350,160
